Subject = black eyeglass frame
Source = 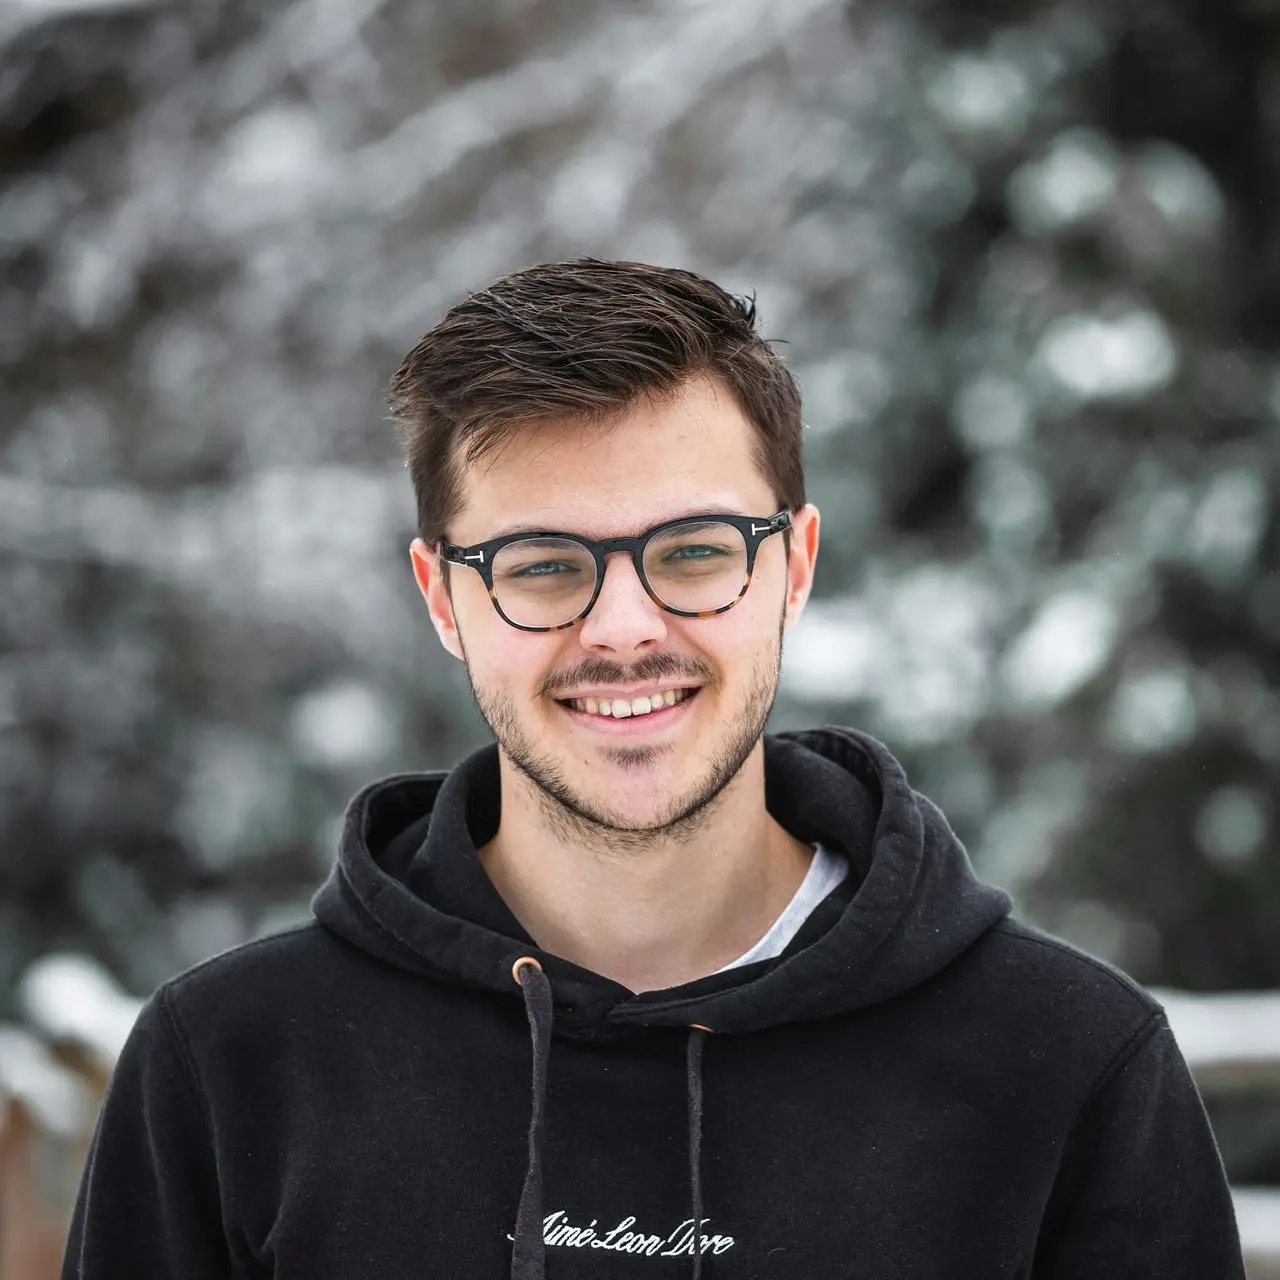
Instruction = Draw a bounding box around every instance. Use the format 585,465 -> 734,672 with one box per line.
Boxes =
438,509 -> 793,633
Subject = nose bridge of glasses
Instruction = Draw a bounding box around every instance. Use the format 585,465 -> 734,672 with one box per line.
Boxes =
597,540 -> 656,597
565,543 -> 663,644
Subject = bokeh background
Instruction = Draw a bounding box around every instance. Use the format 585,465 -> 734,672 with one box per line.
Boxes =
2,0 -> 1279,1271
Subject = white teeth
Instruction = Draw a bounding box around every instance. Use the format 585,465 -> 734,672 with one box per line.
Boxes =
568,689 -> 694,718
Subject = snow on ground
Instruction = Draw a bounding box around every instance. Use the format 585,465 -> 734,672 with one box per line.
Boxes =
17,952 -> 145,1068
1152,987 -> 1280,1089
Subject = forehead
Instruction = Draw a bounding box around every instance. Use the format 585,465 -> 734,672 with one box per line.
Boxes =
451,377 -> 775,541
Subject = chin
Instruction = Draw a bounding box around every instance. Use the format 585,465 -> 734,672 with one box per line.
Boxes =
573,754 -> 684,811
569,754 -> 733,834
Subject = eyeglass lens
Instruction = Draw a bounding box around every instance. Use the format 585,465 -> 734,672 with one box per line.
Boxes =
489,520 -> 750,628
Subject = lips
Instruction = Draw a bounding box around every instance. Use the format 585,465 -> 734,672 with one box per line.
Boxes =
557,687 -> 700,733
561,688 -> 695,720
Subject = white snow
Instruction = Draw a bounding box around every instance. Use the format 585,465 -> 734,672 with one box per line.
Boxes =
290,679 -> 397,770
1134,141 -> 1225,237
928,55 -> 1032,140
999,589 -> 1119,708
0,1022 -> 89,1137
1036,308 -> 1178,402
1008,128 -> 1119,235
1103,664 -> 1198,753
783,567 -> 997,745
952,375 -> 1032,452
1186,467 -> 1268,579
1235,1187 -> 1280,1270
17,952 -> 144,1068
1152,988 -> 1280,1091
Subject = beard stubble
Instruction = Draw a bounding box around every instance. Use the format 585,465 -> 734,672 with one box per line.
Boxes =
463,622 -> 785,849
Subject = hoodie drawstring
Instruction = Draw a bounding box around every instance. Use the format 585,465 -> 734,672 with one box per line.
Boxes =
511,958 -> 552,1280
686,1024 -> 710,1280
511,958 -> 712,1280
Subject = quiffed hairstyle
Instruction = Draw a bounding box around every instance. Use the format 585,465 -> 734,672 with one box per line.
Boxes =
388,258 -> 805,547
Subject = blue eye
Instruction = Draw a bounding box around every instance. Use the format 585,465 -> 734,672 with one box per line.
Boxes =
508,561 -> 579,579
663,544 -> 726,561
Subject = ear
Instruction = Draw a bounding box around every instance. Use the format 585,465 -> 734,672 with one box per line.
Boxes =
783,503 -> 820,630
410,538 -> 465,661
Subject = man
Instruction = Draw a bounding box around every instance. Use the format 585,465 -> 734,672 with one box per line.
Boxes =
65,260 -> 1244,1278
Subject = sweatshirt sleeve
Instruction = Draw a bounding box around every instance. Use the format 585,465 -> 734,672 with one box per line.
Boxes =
1034,1011 -> 1246,1279
62,988 -> 243,1280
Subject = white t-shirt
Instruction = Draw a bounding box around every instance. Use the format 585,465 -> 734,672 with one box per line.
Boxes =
713,843 -> 849,974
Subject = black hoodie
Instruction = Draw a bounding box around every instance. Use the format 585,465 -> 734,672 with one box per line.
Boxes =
64,728 -> 1245,1278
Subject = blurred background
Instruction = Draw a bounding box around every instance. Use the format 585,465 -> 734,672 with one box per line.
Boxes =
1,0 -> 1279,1273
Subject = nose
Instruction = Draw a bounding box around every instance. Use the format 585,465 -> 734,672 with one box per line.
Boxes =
576,550 -> 667,656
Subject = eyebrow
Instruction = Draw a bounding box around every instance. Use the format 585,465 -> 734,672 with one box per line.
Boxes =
482,505 -> 749,542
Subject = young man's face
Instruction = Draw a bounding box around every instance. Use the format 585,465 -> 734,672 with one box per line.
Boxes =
411,375 -> 819,835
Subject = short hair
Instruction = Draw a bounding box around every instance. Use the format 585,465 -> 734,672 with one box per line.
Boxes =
388,258 -> 805,546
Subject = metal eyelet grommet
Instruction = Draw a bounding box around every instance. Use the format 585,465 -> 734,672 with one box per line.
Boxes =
511,956 -> 543,985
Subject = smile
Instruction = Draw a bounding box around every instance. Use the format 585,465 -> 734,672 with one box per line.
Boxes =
563,688 -> 695,719
555,687 -> 701,734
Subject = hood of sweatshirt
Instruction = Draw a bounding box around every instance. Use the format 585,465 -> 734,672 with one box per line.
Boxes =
312,726 -> 1011,1035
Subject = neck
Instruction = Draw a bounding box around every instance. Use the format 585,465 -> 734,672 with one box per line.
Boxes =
478,745 -> 813,993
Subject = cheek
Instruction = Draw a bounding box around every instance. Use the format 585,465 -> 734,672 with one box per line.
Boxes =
448,577 -> 494,645
736,559 -> 789,630
672,611 -> 774,685
469,630 -> 565,700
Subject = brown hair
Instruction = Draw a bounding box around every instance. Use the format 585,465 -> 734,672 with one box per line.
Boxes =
387,258 -> 805,546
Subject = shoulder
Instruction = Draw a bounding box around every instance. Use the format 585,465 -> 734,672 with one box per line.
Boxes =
154,921 -> 422,1055
983,917 -> 1159,1016
163,920 -> 347,999
946,917 -> 1167,1084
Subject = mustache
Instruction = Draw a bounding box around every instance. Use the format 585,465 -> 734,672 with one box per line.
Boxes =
540,652 -> 715,698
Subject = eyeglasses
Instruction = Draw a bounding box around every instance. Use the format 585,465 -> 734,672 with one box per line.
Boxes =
439,510 -> 792,632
